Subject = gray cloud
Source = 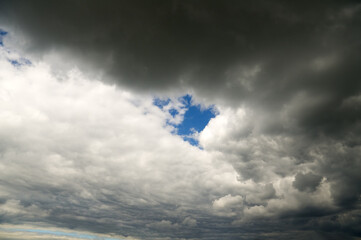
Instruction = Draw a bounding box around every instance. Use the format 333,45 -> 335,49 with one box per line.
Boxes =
0,1 -> 361,239
1,1 -> 359,98
293,172 -> 323,192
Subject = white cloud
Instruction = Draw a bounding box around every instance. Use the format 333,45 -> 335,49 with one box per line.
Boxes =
182,217 -> 197,227
212,194 -> 244,217
0,200 -> 48,218
0,47 -> 243,236
146,220 -> 180,230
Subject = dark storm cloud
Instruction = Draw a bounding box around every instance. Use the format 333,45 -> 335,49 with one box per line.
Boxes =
1,1 -> 361,240
293,172 -> 322,192
0,0 -> 359,94
1,0 -> 360,135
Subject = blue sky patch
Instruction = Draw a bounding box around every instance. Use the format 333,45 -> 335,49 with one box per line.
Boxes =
0,29 -> 32,66
9,59 -> 20,66
8,57 -> 32,67
0,29 -> 8,46
153,98 -> 171,109
176,95 -> 217,136
169,108 -> 179,117
154,94 -> 217,146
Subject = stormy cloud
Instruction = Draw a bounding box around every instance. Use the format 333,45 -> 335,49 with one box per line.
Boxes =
0,0 -> 361,239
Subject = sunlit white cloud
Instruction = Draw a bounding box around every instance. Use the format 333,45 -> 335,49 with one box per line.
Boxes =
0,42 -> 243,239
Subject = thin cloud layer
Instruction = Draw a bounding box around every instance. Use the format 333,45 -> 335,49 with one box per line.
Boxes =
0,1 -> 361,239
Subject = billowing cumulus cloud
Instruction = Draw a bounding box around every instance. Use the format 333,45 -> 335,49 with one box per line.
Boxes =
0,1 -> 361,239
0,48 -> 244,239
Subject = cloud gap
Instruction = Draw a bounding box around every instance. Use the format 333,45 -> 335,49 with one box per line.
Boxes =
153,94 -> 217,147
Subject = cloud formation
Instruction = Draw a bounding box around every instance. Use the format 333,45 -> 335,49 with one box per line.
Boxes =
0,1 -> 361,239
0,48 -> 243,239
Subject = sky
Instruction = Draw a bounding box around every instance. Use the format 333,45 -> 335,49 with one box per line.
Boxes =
0,0 -> 360,239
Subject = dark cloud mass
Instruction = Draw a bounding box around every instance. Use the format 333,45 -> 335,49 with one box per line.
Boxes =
0,0 -> 361,239
293,172 -> 323,192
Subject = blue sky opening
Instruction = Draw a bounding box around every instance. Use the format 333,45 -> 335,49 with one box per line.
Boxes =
153,98 -> 171,109
0,29 -> 8,46
153,94 -> 217,147
8,58 -> 32,67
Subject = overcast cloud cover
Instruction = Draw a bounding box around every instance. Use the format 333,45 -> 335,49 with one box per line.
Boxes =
0,0 -> 361,239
